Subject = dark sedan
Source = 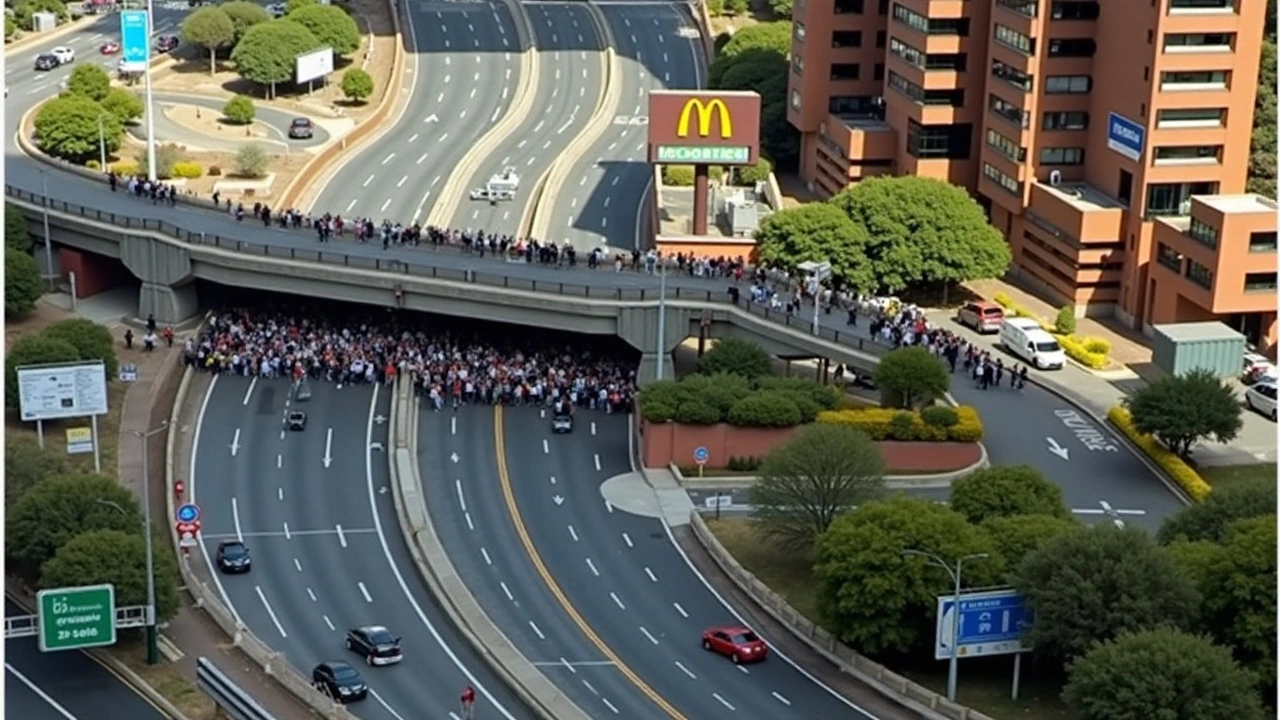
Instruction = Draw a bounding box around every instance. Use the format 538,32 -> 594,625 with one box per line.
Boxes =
288,118 -> 315,139
345,625 -> 403,666
33,54 -> 59,71
312,661 -> 367,703
215,540 -> 251,573
287,410 -> 307,431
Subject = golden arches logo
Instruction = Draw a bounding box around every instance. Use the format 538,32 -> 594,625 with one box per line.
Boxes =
676,98 -> 733,139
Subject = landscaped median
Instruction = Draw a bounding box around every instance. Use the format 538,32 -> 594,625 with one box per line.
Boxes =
1106,406 -> 1212,501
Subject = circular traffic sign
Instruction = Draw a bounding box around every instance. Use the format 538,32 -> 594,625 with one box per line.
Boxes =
176,503 -> 201,524
693,446 -> 710,464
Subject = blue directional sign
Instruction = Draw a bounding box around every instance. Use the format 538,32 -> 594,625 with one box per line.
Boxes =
934,588 -> 1030,660
693,446 -> 709,465
176,503 -> 201,524
119,10 -> 150,73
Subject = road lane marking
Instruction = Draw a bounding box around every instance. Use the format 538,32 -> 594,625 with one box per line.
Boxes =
242,376 -> 257,405
277,454 -> 283,469
713,693 -> 735,710
455,479 -> 468,511
550,475 -> 557,485
594,453 -> 601,471
601,698 -> 620,714
358,581 -> 373,603
451,416 -> 457,435
408,133 -> 419,142
346,199 -> 357,212
202,528 -> 375,540
232,498 -> 244,542
417,152 -> 429,164
397,175 -> 408,187
6,662 -> 77,719
675,661 -> 696,679
673,603 -> 688,618
530,659 -> 617,668
307,588 -> 317,602
323,427 -> 334,468
255,586 -> 288,637
542,438 -> 549,454
323,615 -> 335,631
639,626 -> 658,645
283,522 -> 291,539
737,665 -> 749,674
773,691 -> 792,705
369,688 -> 409,720
622,532 -> 633,548
465,512 -> 475,531
380,198 -> 391,213
529,620 -> 546,640
586,558 -> 599,576
605,501 -> 614,513
363,174 -> 375,187
278,486 -> 283,500
481,547 -> 493,565
294,558 -> 302,572
568,525 -> 578,541
610,592 -> 626,610
645,567 -> 658,583
336,524 -> 348,548
229,428 -> 241,456
500,581 -> 514,601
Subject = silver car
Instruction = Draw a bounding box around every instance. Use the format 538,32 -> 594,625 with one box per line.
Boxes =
552,414 -> 573,433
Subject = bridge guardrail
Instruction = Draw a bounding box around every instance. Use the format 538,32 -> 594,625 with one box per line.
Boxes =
196,657 -> 279,720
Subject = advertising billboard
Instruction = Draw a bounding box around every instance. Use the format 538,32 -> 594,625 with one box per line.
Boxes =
16,362 -> 109,421
647,90 -> 761,166
296,47 -> 335,85
1107,112 -> 1145,162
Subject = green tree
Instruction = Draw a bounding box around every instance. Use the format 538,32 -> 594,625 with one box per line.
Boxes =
749,424 -> 886,550
5,335 -> 81,409
813,496 -> 1003,655
1054,305 -> 1076,335
220,0 -> 271,43
6,474 -> 141,580
949,465 -> 1070,524
34,95 -> 124,163
1015,524 -> 1200,661
285,0 -> 319,13
873,346 -> 950,408
980,514 -> 1078,582
1063,628 -> 1264,720
100,87 -> 144,126
230,19 -> 322,96
4,435 -> 68,506
1247,38 -> 1277,199
753,203 -> 875,291
6,15 -> 16,40
288,5 -> 360,55
341,67 -> 374,104
42,317 -> 118,379
5,247 -> 43,318
41,529 -> 181,622
136,142 -> 184,181
1124,368 -> 1243,458
707,22 -> 796,167
698,338 -> 772,379
724,0 -> 748,13
830,176 -> 1012,294
181,6 -> 236,76
235,143 -> 269,177
62,64 -> 111,102
768,0 -> 793,17
1158,476 -> 1276,544
6,202 -> 33,252
223,94 -> 256,125
1200,516 -> 1277,698
736,156 -> 773,185
13,0 -> 68,30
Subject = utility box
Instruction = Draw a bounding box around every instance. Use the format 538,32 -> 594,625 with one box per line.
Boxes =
1151,322 -> 1245,378
31,11 -> 58,32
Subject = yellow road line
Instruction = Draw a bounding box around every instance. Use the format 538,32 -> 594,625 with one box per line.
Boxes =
493,405 -> 686,720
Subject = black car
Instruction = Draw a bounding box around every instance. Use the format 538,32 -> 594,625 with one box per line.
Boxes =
154,35 -> 180,53
312,661 -> 367,702
288,118 -> 315,139
34,54 -> 59,71
345,625 -> 403,666
287,410 -> 307,431
215,540 -> 251,573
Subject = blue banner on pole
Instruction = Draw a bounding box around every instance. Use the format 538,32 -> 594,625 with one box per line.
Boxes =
120,10 -> 150,73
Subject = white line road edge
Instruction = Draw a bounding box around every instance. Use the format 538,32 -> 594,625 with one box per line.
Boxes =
192,374 -> 244,625
6,662 -> 77,719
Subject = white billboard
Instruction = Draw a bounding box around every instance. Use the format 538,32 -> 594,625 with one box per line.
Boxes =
17,362 -> 109,421
296,47 -> 334,84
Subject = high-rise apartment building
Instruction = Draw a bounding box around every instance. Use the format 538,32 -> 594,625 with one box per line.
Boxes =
787,0 -> 1276,348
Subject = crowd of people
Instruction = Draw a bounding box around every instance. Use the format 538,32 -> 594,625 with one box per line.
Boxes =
184,307 -> 639,413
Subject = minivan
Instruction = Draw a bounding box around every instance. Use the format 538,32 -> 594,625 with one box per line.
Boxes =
956,301 -> 1004,334
1000,318 -> 1066,370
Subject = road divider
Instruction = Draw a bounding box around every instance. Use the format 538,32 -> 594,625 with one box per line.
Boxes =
427,0 -> 540,228
385,377 -> 592,720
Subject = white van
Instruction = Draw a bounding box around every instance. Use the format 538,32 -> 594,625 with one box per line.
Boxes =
1000,317 -> 1066,370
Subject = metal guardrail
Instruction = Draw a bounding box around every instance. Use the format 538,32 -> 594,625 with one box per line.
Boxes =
4,605 -> 149,639
196,656 -> 278,720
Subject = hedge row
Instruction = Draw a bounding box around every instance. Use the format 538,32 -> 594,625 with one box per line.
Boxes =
991,292 -> 1112,369
1106,407 -> 1211,501
817,406 -> 984,442
640,373 -> 840,428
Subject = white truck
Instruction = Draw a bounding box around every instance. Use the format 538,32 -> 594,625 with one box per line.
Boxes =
470,167 -> 519,204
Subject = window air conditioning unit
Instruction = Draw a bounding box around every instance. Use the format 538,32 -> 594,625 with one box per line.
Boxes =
1049,170 -> 1062,186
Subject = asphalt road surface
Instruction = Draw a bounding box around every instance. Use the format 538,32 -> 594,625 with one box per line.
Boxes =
551,2 -> 703,250
5,600 -> 170,720
309,0 -> 523,223
447,1 -> 605,236
128,92 -> 331,153
189,374 -> 532,720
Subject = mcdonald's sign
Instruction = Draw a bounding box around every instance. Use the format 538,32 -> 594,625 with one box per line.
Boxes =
647,90 -> 761,166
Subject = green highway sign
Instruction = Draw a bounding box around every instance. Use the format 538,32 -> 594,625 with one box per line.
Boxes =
655,144 -> 752,164
38,584 -> 117,652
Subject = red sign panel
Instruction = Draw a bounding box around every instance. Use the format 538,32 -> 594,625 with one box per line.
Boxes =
647,90 -> 762,166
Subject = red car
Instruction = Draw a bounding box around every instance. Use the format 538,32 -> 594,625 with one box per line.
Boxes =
701,625 -> 768,664
99,41 -> 120,55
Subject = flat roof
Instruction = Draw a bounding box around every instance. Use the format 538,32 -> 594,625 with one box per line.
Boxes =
1153,321 -> 1246,342
1195,194 -> 1279,215
836,115 -> 891,132
1036,181 -> 1124,212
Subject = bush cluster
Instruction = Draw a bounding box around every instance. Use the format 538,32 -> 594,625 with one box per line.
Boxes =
991,292 -> 1111,369
640,373 -> 840,428
1107,407 -> 1211,501
726,455 -> 764,472
817,406 -> 984,442
171,161 -> 204,179
661,164 -> 725,186
109,162 -> 139,176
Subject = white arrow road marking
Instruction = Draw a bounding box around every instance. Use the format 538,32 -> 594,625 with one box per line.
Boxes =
229,429 -> 241,456
374,415 -> 387,424
1046,437 -> 1070,460
425,113 -> 439,123
370,442 -> 384,451
552,495 -> 564,506
450,452 -> 460,464
323,428 -> 334,468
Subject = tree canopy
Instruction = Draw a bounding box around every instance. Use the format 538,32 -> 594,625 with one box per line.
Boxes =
6,202 -> 33,253
1197,516 -> 1277,699
980,514 -> 1077,583
4,435 -> 68,506
1157,476 -> 1276,544
341,67 -> 374,104
749,423 -> 886,550
5,247 -> 43,319
63,64 -> 111,102
697,337 -> 773,379
181,6 -> 236,76
42,317 -> 118,378
231,19 -> 321,92
6,473 -> 142,579
1124,368 -> 1243,458
707,22 -> 796,168
100,88 -> 144,126
1247,33 -> 1276,199
287,5 -> 360,55
41,529 -> 181,622
752,203 -> 874,290
5,335 -> 81,409
34,95 -> 124,163
949,465 -> 1070,524
220,0 -> 271,43
873,346 -> 950,408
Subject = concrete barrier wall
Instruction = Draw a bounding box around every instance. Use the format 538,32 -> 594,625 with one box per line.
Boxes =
693,0 -> 717,63
686,511 -> 997,720
763,172 -> 784,210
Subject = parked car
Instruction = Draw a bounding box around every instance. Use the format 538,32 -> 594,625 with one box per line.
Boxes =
311,661 -> 367,703
345,626 -> 403,666
50,46 -> 76,64
1000,317 -> 1065,370
99,41 -> 121,55
34,54 -> 60,71
215,540 -> 251,573
701,625 -> 768,664
1245,379 -> 1277,421
288,118 -> 315,139
287,410 -> 308,431
1242,352 -> 1277,385
956,301 -> 1005,334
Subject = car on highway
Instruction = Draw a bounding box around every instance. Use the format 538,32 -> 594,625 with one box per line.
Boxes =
215,540 -> 252,573
286,410 -> 307,431
311,661 -> 367,703
345,626 -> 403,666
288,118 -> 315,139
1245,379 -> 1277,421
552,413 -> 573,433
266,2 -> 286,17
99,41 -> 121,55
33,54 -> 60,71
701,625 -> 768,664
154,35 -> 180,53
50,46 -> 76,64
956,300 -> 1004,334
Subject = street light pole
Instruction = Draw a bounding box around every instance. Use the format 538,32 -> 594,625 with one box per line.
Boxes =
39,170 -> 54,290
135,421 -> 168,664
143,0 -> 157,182
901,549 -> 990,702
655,255 -> 668,382
98,114 -> 107,170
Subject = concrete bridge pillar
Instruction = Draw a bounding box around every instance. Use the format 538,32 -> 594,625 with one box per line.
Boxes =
139,282 -> 199,325
637,353 -> 667,387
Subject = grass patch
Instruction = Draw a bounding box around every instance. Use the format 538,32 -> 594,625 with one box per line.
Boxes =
113,639 -> 216,719
1199,463 -> 1277,493
704,517 -> 821,621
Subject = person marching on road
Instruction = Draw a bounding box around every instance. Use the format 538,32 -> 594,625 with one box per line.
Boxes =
460,685 -> 477,719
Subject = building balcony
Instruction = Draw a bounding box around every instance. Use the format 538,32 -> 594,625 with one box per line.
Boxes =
1026,180 -> 1125,245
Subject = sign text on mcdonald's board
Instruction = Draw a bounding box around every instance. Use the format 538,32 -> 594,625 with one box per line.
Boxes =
647,90 -> 762,167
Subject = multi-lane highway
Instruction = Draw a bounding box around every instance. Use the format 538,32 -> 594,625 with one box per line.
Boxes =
189,374 -> 533,720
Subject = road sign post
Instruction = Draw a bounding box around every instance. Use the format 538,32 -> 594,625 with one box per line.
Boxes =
935,588 -> 1030,700
693,446 -> 709,479
37,584 -> 117,652
176,503 -> 201,524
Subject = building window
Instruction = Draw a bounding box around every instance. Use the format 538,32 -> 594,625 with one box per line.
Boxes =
1050,1 -> 1100,20
1163,32 -> 1235,51
996,0 -> 1038,18
889,71 -> 964,106
1169,0 -> 1235,10
983,163 -> 1023,195
1040,147 -> 1085,165
1042,111 -> 1088,130
890,38 -> 927,69
1249,231 -> 1277,252
832,30 -> 863,47
829,95 -> 880,115
1188,217 -> 1220,248
1244,272 -> 1279,292
1156,107 -> 1226,128
834,0 -> 865,14
994,25 -> 1035,54
990,94 -> 1030,128
1161,70 -> 1230,90
1156,243 -> 1185,273
879,0 -> 888,13
928,53 -> 967,70
986,128 -> 1026,162
992,60 -> 1033,92
791,56 -> 804,76
874,63 -> 885,80
892,3 -> 969,35
1044,75 -> 1091,93
907,120 -> 973,159
831,63 -> 861,80
1145,181 -> 1218,218
791,89 -> 802,111
1154,145 -> 1222,164
877,30 -> 886,48
1047,38 -> 1096,57
1185,260 -> 1213,290
794,22 -> 806,43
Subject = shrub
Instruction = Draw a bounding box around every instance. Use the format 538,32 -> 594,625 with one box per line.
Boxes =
727,392 -> 803,427
85,159 -> 100,170
109,162 -> 138,176
1055,305 -> 1077,335
737,156 -> 773,185
674,400 -> 721,425
726,456 -> 763,472
888,411 -> 918,440
171,161 -> 203,178
208,165 -> 222,176
949,406 -> 985,442
642,398 -> 676,423
1059,335 -> 1108,369
1084,337 -> 1111,355
222,94 -> 255,125
235,143 -> 269,178
920,405 -> 959,429
137,142 -> 184,179
662,165 -> 695,186
1107,407 -> 1211,501
816,406 -> 984,442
